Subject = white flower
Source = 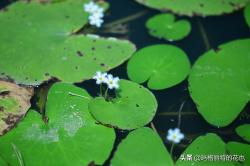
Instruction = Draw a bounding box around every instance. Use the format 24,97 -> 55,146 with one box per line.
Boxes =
93,71 -> 107,84
105,74 -> 120,90
84,1 -> 99,13
89,13 -> 104,27
167,128 -> 184,144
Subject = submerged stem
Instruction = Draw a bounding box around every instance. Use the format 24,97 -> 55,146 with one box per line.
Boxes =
177,101 -> 186,128
68,92 -> 90,100
104,10 -> 148,28
197,19 -> 211,50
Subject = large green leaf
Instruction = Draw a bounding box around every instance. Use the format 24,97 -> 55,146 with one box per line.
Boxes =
89,80 -> 157,130
135,0 -> 249,16
244,4 -> 250,28
127,45 -> 191,90
189,39 -> 250,127
111,127 -> 173,166
176,133 -> 234,166
0,81 -> 33,136
0,0 -> 135,85
0,83 -> 115,166
146,13 -> 191,41
226,142 -> 250,166
236,124 -> 250,143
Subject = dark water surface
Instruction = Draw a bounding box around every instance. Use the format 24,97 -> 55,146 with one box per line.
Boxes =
1,0 -> 250,165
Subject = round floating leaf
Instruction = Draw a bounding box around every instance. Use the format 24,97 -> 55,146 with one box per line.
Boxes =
111,127 -> 173,166
226,142 -> 250,166
0,0 -> 135,85
189,39 -> 250,127
0,81 -> 33,136
146,13 -> 191,41
244,4 -> 250,28
176,133 -> 234,166
236,124 -> 250,143
127,45 -> 191,90
0,83 -> 115,166
89,80 -> 158,130
135,0 -> 249,16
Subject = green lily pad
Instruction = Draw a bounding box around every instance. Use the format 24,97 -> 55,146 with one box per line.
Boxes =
0,83 -> 115,166
0,81 -> 33,136
135,0 -> 249,16
236,124 -> 250,143
189,39 -> 250,127
176,133 -> 234,166
146,13 -> 191,41
127,45 -> 191,90
244,4 -> 250,28
89,80 -> 158,130
226,142 -> 250,166
111,127 -> 174,166
0,0 -> 135,85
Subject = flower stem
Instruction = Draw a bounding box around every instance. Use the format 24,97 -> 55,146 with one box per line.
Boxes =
197,19 -> 211,50
100,84 -> 103,96
104,88 -> 108,99
170,142 -> 175,158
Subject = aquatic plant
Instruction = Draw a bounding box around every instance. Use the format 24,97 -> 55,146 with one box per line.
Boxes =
146,13 -> 191,41
0,0 -> 135,85
0,0 -> 249,165
135,0 -> 250,16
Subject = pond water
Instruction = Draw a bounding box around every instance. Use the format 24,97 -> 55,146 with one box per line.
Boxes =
0,0 -> 250,165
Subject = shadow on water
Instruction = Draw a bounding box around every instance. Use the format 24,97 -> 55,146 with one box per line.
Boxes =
1,0 -> 250,165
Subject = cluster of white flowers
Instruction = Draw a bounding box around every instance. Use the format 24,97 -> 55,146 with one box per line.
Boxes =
167,128 -> 184,144
93,71 -> 120,90
84,1 -> 104,28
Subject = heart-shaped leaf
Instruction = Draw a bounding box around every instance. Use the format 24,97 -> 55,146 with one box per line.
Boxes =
89,80 -> 158,130
0,81 -> 33,136
0,0 -> 135,85
127,45 -> 191,90
189,39 -> 250,127
244,4 -> 250,28
111,127 -> 174,166
236,124 -> 250,143
0,83 -> 115,166
135,0 -> 249,16
176,133 -> 234,166
226,142 -> 250,166
146,13 -> 191,41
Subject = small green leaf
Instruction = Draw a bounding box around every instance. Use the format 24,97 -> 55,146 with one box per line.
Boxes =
244,4 -> 250,28
226,142 -> 250,166
135,0 -> 249,16
176,133 -> 234,166
189,39 -> 250,127
0,0 -> 135,85
0,83 -> 115,166
89,80 -> 157,130
146,13 -> 191,41
236,124 -> 250,143
127,45 -> 191,90
111,127 -> 174,166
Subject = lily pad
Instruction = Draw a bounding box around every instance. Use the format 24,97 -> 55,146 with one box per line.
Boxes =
0,80 -> 33,136
89,80 -> 158,130
176,133 -> 234,166
0,83 -> 115,166
135,0 -> 249,16
189,39 -> 250,127
236,124 -> 250,143
111,127 -> 173,166
226,142 -> 250,166
244,4 -> 250,28
127,45 -> 191,90
146,13 -> 191,41
0,0 -> 135,85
